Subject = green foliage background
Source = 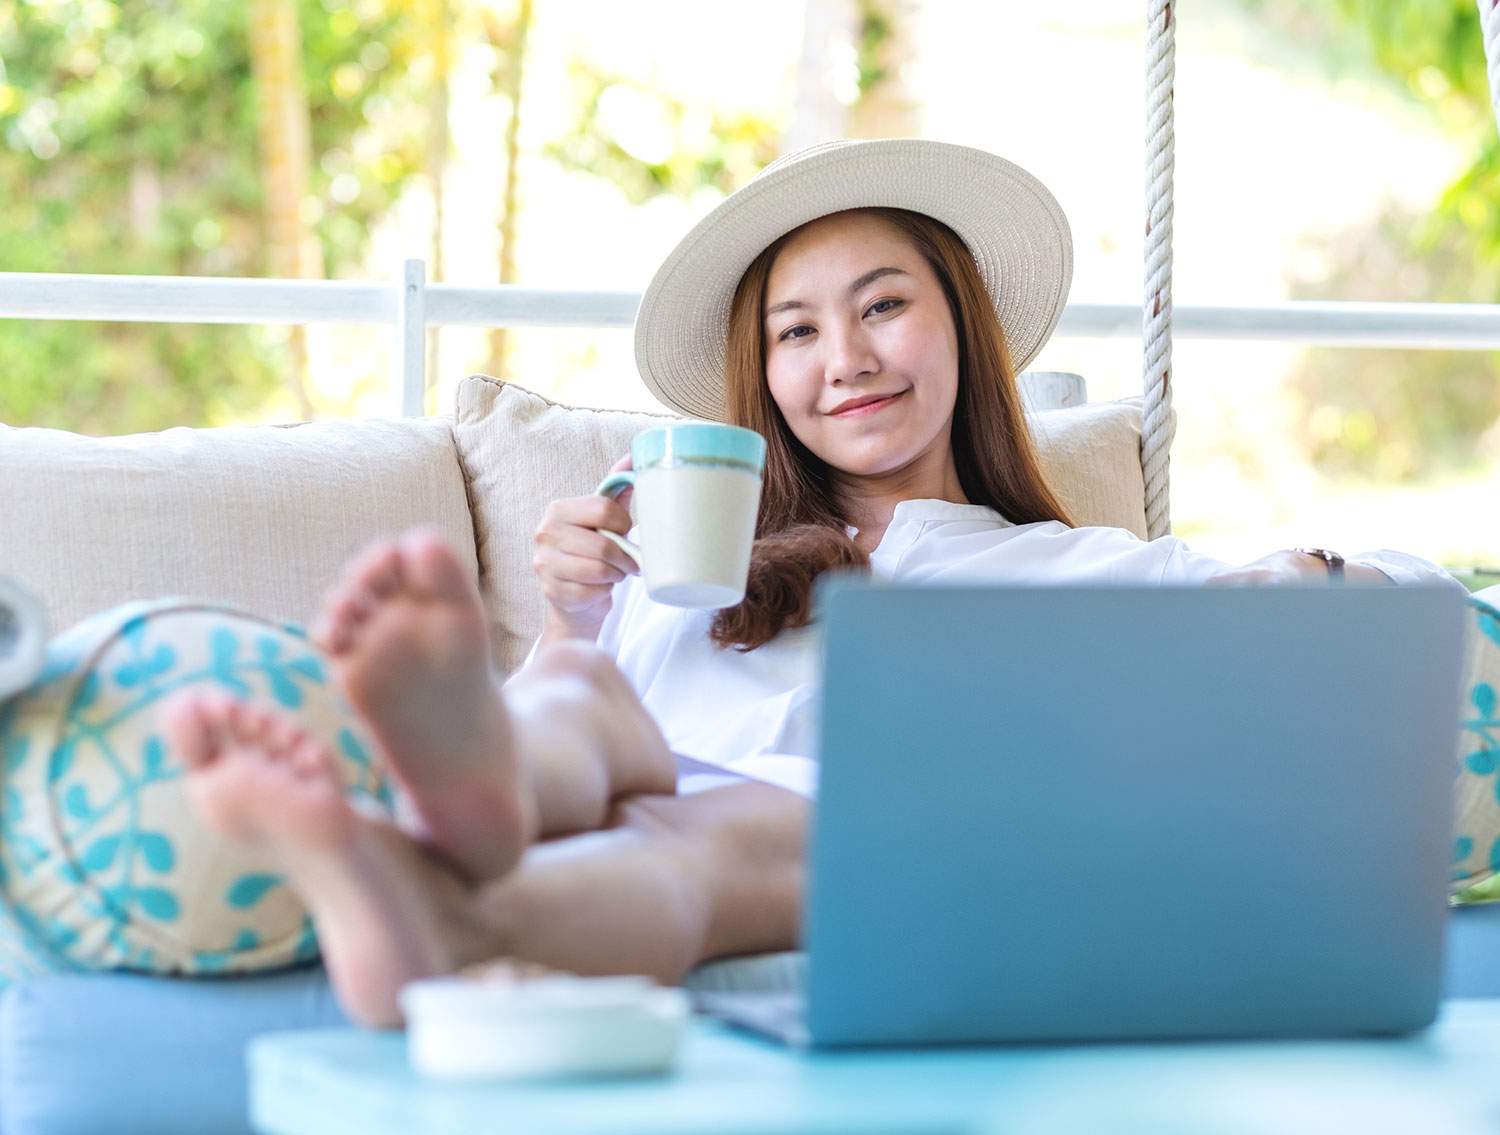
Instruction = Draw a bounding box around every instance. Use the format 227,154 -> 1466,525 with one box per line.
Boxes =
1234,0 -> 1500,481
0,0 -> 424,432
1,0 -> 1497,482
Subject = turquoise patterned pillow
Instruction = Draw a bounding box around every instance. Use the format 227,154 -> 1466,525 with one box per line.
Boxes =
0,599 -> 391,984
1451,588 -> 1500,903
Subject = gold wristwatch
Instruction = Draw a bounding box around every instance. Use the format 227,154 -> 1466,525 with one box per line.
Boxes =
1292,547 -> 1345,583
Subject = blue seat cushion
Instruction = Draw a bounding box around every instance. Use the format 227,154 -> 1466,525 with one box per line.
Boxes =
1445,902 -> 1500,998
1,919 -> 1497,1135
0,966 -> 345,1135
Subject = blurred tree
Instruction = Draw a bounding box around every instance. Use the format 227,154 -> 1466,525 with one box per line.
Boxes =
482,0 -> 531,381
784,0 -> 853,152
539,0 -> 911,282
249,0 -> 320,419
417,0 -> 450,396
1287,206 -> 1500,480
543,0 -> 909,217
1231,0 -> 1500,480
1331,0 -> 1499,258
0,0 -> 425,433
782,0 -> 916,151
848,0 -> 920,139
545,65 -> 780,207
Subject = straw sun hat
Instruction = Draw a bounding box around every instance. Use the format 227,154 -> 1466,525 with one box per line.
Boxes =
632,138 -> 1074,422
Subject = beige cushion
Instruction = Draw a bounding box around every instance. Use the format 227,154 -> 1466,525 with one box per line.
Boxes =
453,375 -> 1156,675
1029,399 -> 1152,541
0,417 -> 478,638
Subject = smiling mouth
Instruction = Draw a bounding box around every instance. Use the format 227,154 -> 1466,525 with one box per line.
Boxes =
830,391 -> 906,418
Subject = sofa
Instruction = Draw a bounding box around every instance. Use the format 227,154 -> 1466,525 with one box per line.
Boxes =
1,372 -> 1497,1135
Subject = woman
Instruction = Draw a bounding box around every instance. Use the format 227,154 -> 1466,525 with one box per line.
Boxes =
164,140 -> 1455,1027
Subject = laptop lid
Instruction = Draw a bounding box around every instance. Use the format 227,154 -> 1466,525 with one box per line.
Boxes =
805,582 -> 1467,1047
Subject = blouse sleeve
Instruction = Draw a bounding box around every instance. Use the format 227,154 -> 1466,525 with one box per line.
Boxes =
1342,548 -> 1466,590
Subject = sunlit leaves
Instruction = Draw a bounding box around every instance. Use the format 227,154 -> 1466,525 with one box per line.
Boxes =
0,0 -> 425,432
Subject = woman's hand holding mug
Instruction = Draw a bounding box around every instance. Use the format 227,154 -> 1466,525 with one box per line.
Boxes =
532,454 -> 638,644
592,423 -> 766,610
533,423 -> 767,646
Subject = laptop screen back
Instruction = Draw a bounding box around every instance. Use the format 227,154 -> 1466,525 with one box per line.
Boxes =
805,583 -> 1466,1046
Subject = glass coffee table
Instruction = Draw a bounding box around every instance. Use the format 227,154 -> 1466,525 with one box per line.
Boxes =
248,1002 -> 1500,1134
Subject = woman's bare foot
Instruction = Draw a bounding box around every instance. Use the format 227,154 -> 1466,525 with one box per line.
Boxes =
163,692 -> 460,1027
312,530 -> 534,883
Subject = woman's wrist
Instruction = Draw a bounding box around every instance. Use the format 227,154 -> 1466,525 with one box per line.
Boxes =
1283,550 -> 1390,585
540,609 -> 605,647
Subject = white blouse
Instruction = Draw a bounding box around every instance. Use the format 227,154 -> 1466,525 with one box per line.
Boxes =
583,499 -> 1460,800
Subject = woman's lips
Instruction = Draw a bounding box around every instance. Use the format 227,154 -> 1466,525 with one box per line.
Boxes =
831,390 -> 905,418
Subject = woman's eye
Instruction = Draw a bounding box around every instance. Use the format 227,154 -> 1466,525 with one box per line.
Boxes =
866,298 -> 903,317
778,324 -> 814,342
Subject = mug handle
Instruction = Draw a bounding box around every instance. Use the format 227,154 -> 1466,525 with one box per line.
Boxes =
593,471 -> 643,569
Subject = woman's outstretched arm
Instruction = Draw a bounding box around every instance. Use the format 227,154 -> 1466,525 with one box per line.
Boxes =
1203,550 -> 1393,586
1155,539 -> 1464,591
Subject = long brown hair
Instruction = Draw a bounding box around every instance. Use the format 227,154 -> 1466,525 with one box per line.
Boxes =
710,207 -> 1075,652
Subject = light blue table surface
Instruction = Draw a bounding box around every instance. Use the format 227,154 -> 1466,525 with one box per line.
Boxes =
249,1001 -> 1500,1135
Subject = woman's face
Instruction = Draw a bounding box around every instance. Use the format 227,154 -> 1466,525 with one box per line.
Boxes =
762,211 -> 960,481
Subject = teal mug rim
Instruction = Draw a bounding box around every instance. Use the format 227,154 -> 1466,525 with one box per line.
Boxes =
629,423 -> 765,475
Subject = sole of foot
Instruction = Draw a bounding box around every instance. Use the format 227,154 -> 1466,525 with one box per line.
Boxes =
312,529 -> 534,883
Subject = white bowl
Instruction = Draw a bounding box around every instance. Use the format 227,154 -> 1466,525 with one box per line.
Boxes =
399,974 -> 689,1081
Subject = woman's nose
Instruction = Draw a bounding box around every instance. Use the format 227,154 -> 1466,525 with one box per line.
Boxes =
822,324 -> 878,384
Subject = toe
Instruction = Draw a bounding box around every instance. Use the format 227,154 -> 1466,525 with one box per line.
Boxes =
316,543 -> 396,653
318,590 -> 370,654
364,552 -> 405,601
197,695 -> 246,759
161,694 -> 215,769
267,712 -> 303,755
348,541 -> 405,601
402,529 -> 475,604
345,589 -> 377,623
224,700 -> 261,746
290,737 -> 331,779
247,705 -> 279,746
194,689 -> 238,735
309,609 -> 338,653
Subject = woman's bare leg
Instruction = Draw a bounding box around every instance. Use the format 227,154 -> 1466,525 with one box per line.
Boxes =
166,690 -> 806,1027
311,529 -> 676,880
488,643 -> 805,976
471,781 -> 807,982
504,641 -> 682,839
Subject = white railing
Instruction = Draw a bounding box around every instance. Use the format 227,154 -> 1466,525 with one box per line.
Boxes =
4,260 -> 1500,416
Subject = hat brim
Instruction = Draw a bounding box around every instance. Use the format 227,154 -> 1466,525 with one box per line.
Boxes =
633,139 -> 1073,422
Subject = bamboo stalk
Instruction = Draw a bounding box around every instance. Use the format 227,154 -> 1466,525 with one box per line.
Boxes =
248,0 -> 320,420
487,0 -> 534,379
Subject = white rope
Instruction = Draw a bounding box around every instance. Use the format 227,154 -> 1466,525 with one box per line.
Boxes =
1142,0 -> 1177,540
1481,0 -> 1500,133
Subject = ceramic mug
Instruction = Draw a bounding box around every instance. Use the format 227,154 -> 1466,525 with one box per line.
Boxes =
593,423 -> 766,609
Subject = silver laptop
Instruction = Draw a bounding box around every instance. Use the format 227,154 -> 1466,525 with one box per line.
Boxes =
696,581 -> 1468,1048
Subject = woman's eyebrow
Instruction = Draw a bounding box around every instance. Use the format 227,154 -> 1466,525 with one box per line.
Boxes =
847,265 -> 907,294
765,266 -> 910,320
